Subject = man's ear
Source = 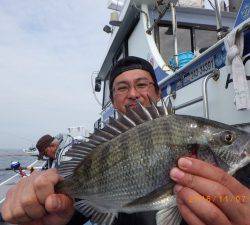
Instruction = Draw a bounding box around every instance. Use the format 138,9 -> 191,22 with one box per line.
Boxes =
157,89 -> 162,101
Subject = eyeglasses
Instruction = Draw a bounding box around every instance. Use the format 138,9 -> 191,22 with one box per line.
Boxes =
113,79 -> 155,95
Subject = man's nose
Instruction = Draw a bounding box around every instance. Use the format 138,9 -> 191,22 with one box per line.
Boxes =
127,86 -> 140,98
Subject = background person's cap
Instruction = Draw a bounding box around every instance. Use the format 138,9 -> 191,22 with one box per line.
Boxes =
109,56 -> 159,100
36,134 -> 54,156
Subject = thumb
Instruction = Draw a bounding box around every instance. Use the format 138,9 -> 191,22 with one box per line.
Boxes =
43,194 -> 75,225
45,194 -> 74,213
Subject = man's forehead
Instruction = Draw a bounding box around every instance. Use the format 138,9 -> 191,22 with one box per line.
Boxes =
113,70 -> 153,83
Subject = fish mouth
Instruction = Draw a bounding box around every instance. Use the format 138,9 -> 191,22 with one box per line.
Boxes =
189,144 -> 223,167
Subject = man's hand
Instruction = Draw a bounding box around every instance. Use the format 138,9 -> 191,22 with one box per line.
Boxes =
1,169 -> 74,225
170,157 -> 250,225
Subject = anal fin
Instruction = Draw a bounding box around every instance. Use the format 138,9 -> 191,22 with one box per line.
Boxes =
156,203 -> 182,225
75,200 -> 117,225
123,185 -> 182,225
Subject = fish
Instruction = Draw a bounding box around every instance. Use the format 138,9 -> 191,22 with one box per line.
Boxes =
55,102 -> 250,225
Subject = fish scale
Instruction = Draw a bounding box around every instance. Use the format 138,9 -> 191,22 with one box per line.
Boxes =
56,103 -> 250,225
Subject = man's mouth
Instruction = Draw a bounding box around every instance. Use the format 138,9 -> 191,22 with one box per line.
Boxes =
126,102 -> 137,108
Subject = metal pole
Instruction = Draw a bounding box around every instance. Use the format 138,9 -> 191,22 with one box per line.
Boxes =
170,3 -> 178,68
214,0 -> 223,39
202,69 -> 220,119
174,96 -> 203,111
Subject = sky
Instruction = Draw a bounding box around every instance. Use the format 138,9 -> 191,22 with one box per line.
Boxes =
0,0 -> 111,149
0,0 -> 233,149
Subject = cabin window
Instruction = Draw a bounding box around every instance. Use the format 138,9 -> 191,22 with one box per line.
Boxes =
158,26 -> 192,64
158,24 -> 218,63
194,29 -> 218,53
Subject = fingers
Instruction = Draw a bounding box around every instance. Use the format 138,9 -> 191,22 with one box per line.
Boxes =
176,157 -> 249,195
33,169 -> 61,204
2,187 -> 19,224
1,169 -> 63,224
175,190 -> 206,225
171,157 -> 250,225
4,178 -> 33,223
172,167 -> 246,221
175,187 -> 231,225
45,194 -> 74,213
21,178 -> 47,219
43,194 -> 75,225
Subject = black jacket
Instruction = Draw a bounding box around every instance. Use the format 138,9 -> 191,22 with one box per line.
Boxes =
67,211 -> 189,225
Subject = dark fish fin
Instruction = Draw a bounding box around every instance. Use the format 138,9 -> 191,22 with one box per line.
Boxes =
108,116 -> 130,132
75,200 -> 117,225
161,98 -> 169,116
57,103 -> 166,178
156,203 -> 182,225
57,140 -> 96,177
134,100 -> 153,121
117,111 -> 137,128
125,105 -> 145,125
123,185 -> 181,225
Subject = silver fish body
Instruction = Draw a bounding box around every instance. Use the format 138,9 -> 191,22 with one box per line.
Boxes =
56,105 -> 250,225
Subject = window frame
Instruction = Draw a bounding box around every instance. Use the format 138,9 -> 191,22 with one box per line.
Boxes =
155,21 -> 222,56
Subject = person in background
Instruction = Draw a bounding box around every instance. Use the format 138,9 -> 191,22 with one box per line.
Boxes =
1,56 -> 249,225
36,133 -> 74,169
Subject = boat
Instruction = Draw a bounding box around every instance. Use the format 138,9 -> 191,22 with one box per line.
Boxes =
1,0 -> 249,224
22,146 -> 39,156
94,0 -> 250,129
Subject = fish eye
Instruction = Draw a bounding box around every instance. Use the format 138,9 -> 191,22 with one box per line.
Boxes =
223,131 -> 235,144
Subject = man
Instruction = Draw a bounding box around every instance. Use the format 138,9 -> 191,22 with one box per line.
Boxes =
1,56 -> 249,225
36,133 -> 74,169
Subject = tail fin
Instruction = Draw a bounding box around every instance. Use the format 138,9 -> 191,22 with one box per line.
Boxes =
234,0 -> 250,27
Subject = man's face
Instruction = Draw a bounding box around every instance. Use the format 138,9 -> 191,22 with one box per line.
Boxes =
112,69 -> 160,113
44,141 -> 59,159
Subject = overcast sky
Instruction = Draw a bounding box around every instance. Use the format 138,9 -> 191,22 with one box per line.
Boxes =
0,0 -> 232,149
0,0 -> 110,149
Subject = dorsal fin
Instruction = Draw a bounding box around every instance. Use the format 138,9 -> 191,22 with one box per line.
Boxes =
108,116 -> 129,132
135,100 -> 153,121
89,133 -> 109,142
161,98 -> 169,116
117,111 -> 137,127
102,123 -> 122,135
57,102 -> 166,179
125,105 -> 145,125
95,129 -> 114,140
85,136 -> 102,145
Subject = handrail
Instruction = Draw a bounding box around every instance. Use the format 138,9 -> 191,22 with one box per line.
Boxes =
202,69 -> 220,118
172,69 -> 220,118
174,96 -> 203,111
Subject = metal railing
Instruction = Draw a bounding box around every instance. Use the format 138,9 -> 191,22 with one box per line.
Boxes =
170,69 -> 220,118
